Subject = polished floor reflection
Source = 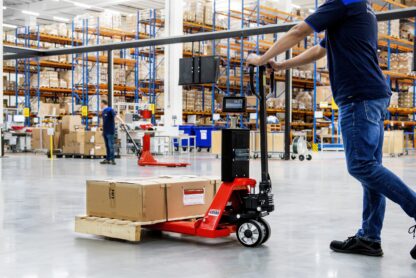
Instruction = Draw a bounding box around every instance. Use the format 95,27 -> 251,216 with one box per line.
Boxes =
0,152 -> 416,277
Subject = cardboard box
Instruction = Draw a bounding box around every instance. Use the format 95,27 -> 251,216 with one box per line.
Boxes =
90,144 -> 106,156
211,130 -> 222,155
316,86 -> 332,106
246,96 -> 257,107
86,176 -> 220,222
85,131 -> 105,144
38,103 -> 61,117
383,130 -> 404,155
62,115 -> 82,131
255,132 -> 284,152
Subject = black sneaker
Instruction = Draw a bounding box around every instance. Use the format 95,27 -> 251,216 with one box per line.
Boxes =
330,235 -> 383,257
110,160 -> 116,165
409,225 -> 416,260
100,160 -> 110,164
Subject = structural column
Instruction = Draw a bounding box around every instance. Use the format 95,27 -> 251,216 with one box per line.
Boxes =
163,0 -> 183,133
107,50 -> 114,107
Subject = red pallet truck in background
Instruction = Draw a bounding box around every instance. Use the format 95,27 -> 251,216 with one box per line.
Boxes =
119,110 -> 189,168
145,64 -> 275,247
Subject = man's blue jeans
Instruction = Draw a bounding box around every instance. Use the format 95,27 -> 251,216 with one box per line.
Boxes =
103,133 -> 115,161
340,97 -> 416,242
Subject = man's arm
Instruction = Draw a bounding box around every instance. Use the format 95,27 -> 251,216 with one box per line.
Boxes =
270,45 -> 326,71
246,22 -> 314,66
246,0 -> 347,66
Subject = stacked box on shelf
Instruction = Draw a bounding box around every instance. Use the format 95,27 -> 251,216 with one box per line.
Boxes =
183,0 -> 207,24
316,86 -> 333,107
294,91 -> 312,110
399,91 -> 414,108
30,71 -> 61,88
38,102 -> 61,117
390,92 -> 399,107
156,93 -> 164,110
400,22 -> 415,42
390,53 -> 413,74
378,20 -> 400,37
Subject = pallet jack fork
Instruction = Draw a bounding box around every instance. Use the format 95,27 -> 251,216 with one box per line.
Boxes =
145,65 -> 274,247
120,123 -> 189,168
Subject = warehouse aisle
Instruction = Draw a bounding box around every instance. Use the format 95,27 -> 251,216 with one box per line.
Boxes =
0,153 -> 416,277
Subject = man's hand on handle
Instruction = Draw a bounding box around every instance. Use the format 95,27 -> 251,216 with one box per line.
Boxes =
246,53 -> 263,66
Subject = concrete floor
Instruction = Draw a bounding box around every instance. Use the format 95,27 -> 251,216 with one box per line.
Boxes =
1,152 -> 416,278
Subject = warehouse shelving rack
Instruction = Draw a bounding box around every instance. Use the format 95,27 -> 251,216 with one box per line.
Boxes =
3,3 -> 415,148
4,6 -> 415,159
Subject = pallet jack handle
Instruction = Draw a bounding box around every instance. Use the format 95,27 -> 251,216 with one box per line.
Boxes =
118,120 -> 141,157
249,65 -> 274,193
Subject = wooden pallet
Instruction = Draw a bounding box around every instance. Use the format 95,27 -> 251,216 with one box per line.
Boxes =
56,153 -> 106,159
75,216 -> 143,242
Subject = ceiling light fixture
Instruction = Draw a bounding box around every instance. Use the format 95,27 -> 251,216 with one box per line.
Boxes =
104,9 -> 121,14
22,10 -> 40,16
3,6 -> 6,10
53,16 -> 70,22
72,1 -> 92,9
291,4 -> 301,9
3,23 -> 17,28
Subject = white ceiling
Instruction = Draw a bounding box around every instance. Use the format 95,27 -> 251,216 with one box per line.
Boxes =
3,0 -> 320,28
4,0 -> 165,26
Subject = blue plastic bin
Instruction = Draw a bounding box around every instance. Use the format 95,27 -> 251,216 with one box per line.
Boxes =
194,126 -> 215,151
174,125 -> 195,149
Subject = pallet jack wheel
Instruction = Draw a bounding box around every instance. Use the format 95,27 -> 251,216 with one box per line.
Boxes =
197,147 -> 202,152
306,154 -> 312,161
291,155 -> 296,160
298,155 -> 305,161
257,218 -> 271,244
253,153 -> 259,159
236,219 -> 266,247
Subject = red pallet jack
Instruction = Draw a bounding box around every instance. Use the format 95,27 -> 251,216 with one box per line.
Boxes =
119,111 -> 189,168
144,65 -> 275,247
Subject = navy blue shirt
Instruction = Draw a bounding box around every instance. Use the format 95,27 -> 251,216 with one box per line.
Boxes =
102,107 -> 116,135
305,0 -> 391,106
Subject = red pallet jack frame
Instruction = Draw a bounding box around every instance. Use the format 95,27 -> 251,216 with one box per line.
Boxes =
145,178 -> 256,238
138,132 -> 189,167
119,118 -> 189,167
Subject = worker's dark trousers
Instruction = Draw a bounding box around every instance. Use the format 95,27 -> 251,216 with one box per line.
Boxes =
103,133 -> 115,161
340,97 -> 416,242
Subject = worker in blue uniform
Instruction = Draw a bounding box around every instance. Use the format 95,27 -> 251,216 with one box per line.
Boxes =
247,0 -> 416,259
100,99 -> 116,165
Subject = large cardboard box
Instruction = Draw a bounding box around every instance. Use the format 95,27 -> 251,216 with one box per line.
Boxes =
246,96 -> 257,107
86,176 -> 220,222
383,130 -> 404,155
255,132 -> 284,152
316,86 -> 332,106
62,115 -> 82,131
85,131 -> 105,144
38,103 -> 61,117
211,130 -> 222,155
89,144 -> 106,156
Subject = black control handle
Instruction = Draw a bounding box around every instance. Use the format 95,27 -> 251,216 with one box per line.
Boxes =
248,64 -> 275,98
